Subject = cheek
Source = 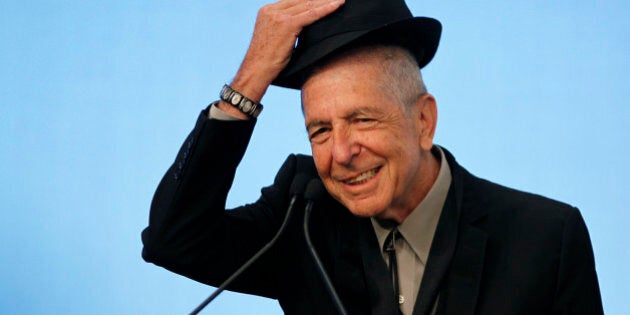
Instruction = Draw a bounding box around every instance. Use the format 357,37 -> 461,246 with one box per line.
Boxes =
311,144 -> 331,177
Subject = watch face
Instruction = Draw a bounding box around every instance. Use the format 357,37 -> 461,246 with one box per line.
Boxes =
242,100 -> 253,112
231,94 -> 242,105
221,87 -> 230,100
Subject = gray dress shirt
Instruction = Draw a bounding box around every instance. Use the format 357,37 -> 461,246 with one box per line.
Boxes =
371,147 -> 452,315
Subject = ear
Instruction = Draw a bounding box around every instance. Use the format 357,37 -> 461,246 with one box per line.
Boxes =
415,93 -> 438,151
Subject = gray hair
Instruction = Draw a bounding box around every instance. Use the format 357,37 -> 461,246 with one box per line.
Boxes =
303,44 -> 428,111
371,45 -> 428,110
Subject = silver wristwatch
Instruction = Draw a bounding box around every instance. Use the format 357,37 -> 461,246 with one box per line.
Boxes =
220,84 -> 263,118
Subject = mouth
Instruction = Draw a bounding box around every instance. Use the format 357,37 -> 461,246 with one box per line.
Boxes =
341,167 -> 381,185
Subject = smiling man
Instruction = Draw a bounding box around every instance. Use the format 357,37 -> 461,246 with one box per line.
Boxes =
141,0 -> 603,314
303,46 -> 439,223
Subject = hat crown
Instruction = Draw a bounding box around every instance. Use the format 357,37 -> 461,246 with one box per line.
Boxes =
272,0 -> 441,89
300,0 -> 413,49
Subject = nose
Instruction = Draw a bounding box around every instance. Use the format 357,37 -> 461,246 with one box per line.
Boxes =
331,127 -> 360,166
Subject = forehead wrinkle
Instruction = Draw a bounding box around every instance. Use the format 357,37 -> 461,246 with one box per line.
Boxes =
345,105 -> 386,119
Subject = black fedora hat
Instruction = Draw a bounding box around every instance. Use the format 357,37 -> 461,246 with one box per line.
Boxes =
271,0 -> 442,90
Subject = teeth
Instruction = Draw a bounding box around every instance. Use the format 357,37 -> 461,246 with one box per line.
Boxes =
345,168 -> 378,185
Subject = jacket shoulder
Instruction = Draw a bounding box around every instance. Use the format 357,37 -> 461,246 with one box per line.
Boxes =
464,172 -> 577,219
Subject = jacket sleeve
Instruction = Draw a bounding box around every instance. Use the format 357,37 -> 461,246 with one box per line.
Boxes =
552,208 -> 604,315
141,108 -> 299,299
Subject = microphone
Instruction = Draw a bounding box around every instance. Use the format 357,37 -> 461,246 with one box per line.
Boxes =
190,173 -> 312,315
303,179 -> 348,315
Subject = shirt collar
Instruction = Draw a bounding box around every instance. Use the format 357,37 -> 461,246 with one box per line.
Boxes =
371,146 -> 452,264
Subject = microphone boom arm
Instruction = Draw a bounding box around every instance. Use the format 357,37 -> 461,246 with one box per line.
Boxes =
190,195 -> 300,315
303,197 -> 349,315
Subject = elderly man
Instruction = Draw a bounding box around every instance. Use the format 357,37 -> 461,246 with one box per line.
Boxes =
142,0 -> 603,314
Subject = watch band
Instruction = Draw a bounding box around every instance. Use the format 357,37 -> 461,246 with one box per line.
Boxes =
219,84 -> 263,118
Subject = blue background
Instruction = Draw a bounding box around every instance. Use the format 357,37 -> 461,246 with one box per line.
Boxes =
1,0 -> 627,314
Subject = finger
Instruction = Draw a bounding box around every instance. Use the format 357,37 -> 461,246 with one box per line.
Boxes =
273,0 -> 338,11
293,0 -> 345,27
256,0 -> 344,37
272,0 -> 306,10
282,0 -> 344,17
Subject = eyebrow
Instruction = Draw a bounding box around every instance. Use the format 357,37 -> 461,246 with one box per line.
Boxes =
345,106 -> 384,119
306,120 -> 328,132
305,106 -> 385,131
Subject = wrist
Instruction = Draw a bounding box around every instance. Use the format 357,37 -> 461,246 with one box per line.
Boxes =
216,100 -> 250,120
231,63 -> 277,102
219,84 -> 264,118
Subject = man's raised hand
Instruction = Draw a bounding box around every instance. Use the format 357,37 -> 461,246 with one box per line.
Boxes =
228,0 -> 345,105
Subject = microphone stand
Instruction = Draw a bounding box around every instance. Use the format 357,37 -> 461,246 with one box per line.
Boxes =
190,174 -> 311,315
303,180 -> 348,315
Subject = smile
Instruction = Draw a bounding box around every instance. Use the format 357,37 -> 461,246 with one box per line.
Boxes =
342,167 -> 381,185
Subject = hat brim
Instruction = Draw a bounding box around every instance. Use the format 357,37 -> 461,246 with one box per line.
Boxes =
272,17 -> 441,90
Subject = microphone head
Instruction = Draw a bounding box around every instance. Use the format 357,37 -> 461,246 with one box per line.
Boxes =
304,179 -> 327,202
290,173 -> 313,196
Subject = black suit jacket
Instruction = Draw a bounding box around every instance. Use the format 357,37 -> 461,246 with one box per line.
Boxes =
142,111 -> 603,314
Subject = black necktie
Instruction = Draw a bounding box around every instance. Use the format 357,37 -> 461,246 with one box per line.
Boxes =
384,228 -> 401,310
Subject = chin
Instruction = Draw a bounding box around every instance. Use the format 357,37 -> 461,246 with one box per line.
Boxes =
324,183 -> 388,218
343,199 -> 387,218
347,208 -> 377,218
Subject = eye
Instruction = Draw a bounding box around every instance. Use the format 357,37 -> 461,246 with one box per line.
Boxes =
353,117 -> 377,127
308,127 -> 330,142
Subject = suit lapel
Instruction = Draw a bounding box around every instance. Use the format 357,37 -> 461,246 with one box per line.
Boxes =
439,223 -> 487,315
413,148 -> 489,315
412,176 -> 461,315
316,195 -> 394,315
